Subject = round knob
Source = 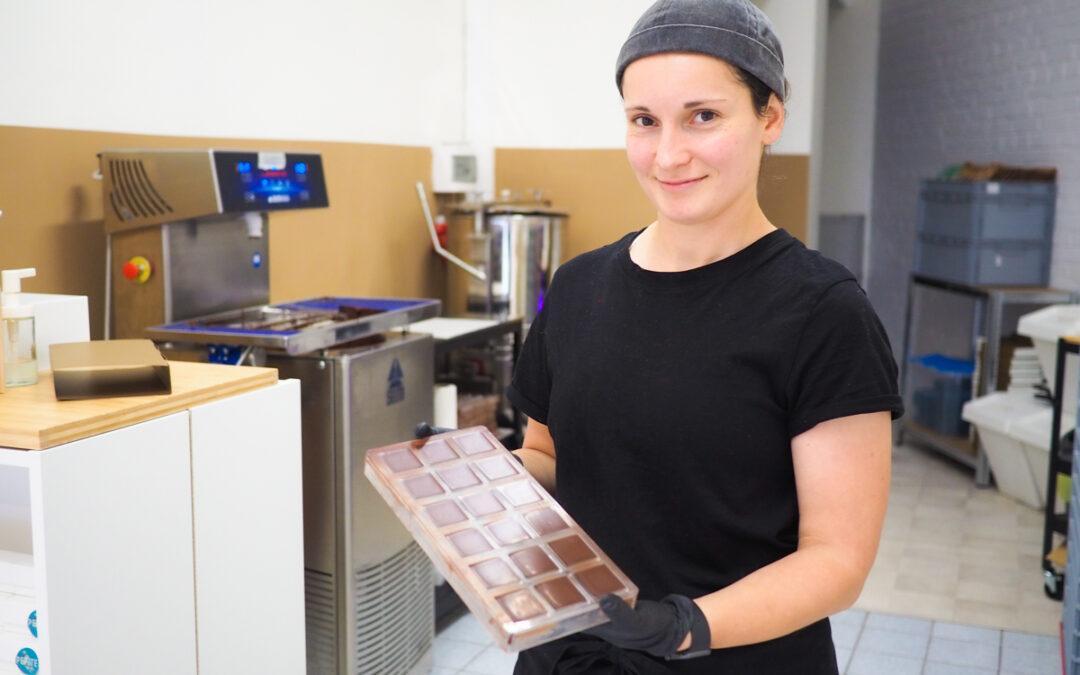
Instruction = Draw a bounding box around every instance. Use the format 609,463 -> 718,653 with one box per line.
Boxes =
122,256 -> 152,283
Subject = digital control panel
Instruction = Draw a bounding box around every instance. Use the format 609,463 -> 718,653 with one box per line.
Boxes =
213,151 -> 329,212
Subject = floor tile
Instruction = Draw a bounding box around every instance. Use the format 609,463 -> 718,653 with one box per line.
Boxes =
864,612 -> 933,636
846,650 -> 923,675
439,613 -> 496,646
1001,630 -> 1059,653
931,621 -> 1001,645
999,647 -> 1061,674
431,638 -> 488,670
831,608 -> 867,628
460,646 -> 519,674
922,662 -> 995,675
832,620 -> 861,650
855,626 -> 929,658
925,636 -> 999,670
835,646 -> 852,672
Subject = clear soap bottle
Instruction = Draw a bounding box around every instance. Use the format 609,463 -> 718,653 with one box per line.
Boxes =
2,268 -> 38,388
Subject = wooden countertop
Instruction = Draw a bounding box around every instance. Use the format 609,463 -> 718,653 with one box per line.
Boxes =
0,361 -> 278,450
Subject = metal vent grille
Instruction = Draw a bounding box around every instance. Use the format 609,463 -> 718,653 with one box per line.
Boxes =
108,159 -> 173,222
305,568 -> 338,674
355,542 -> 434,674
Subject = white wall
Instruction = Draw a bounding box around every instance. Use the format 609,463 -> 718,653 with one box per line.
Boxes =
0,0 -> 465,146
820,0 -> 881,215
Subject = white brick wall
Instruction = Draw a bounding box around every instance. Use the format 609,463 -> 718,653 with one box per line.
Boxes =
868,0 -> 1080,348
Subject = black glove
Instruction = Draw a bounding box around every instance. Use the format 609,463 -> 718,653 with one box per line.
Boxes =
414,422 -> 455,438
586,594 -> 711,660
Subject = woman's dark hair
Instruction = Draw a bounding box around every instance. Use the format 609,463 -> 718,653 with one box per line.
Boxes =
732,66 -> 788,118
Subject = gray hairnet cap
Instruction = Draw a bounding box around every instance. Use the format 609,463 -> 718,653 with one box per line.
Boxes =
616,0 -> 786,99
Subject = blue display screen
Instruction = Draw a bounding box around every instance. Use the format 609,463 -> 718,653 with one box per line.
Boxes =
214,151 -> 329,211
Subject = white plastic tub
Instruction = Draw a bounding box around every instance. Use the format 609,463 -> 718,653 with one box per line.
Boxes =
962,392 -> 1053,508
1017,304 -> 1080,416
1010,409 -> 1076,508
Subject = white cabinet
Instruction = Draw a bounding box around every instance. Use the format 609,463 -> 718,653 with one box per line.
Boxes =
0,380 -> 304,675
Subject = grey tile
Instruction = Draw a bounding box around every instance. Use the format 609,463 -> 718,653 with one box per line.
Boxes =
926,636 -> 999,670
439,613 -> 496,646
855,626 -> 929,658
1000,647 -> 1060,675
427,669 -> 458,675
835,647 -> 852,673
1002,630 -> 1058,653
922,663 -> 995,675
460,646 -> 519,674
846,650 -> 923,675
931,622 -> 1001,646
431,638 -> 488,670
832,619 -> 862,650
832,609 -> 867,628
864,612 -> 932,636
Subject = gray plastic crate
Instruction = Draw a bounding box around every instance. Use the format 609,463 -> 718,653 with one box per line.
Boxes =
919,180 -> 1056,241
915,234 -> 1050,286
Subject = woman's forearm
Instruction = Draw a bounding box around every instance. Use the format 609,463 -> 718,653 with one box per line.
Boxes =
694,542 -> 868,649
514,447 -> 557,493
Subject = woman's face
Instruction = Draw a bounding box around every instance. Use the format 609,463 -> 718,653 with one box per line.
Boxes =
622,53 -> 784,227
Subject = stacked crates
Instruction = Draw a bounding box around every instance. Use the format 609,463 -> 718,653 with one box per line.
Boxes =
914,180 -> 1056,286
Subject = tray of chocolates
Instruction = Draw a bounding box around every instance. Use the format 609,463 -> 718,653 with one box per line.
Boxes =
364,426 -> 638,652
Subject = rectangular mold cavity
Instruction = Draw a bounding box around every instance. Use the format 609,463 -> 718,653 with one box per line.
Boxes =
364,426 -> 638,652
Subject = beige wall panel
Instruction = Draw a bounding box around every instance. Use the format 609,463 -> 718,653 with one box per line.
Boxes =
495,148 -> 809,262
0,126 -> 438,340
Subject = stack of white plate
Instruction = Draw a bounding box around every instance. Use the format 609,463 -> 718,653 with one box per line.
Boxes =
1008,347 -> 1045,392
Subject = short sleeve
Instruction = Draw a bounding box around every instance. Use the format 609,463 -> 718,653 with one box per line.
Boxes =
786,280 -> 904,438
507,301 -> 552,424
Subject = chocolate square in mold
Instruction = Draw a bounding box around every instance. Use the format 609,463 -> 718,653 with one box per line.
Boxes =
463,491 -> 505,517
509,546 -> 557,578
574,565 -> 624,597
448,528 -> 493,557
455,431 -> 495,456
418,439 -> 457,465
548,535 -> 594,567
437,464 -> 481,491
382,448 -> 422,473
471,558 -> 519,588
487,517 -> 531,545
497,589 -> 545,621
501,480 -> 542,507
535,577 -> 586,609
476,456 -> 518,481
403,474 -> 444,499
524,508 -> 569,536
425,500 -> 467,527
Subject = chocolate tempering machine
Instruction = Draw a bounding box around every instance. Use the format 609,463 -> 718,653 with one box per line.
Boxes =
99,149 -> 442,674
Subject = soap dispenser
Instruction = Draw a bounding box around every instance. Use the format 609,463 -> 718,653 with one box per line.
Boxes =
2,268 -> 38,387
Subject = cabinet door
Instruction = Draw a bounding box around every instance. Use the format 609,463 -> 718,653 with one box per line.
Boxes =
188,381 -> 305,674
36,412 -> 197,675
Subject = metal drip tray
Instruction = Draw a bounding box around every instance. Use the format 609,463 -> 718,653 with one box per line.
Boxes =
148,296 -> 441,354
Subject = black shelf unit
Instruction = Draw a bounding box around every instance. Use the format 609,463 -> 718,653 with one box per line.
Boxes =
1044,337 -> 1078,599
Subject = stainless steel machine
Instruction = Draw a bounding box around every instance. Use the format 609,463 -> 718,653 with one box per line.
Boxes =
418,184 -> 566,330
99,148 -> 329,339
101,151 -> 445,674
148,299 -> 440,675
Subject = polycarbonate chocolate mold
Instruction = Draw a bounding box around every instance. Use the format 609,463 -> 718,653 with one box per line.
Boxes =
364,426 -> 638,652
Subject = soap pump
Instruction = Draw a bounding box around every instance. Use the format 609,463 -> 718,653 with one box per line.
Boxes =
2,268 -> 38,387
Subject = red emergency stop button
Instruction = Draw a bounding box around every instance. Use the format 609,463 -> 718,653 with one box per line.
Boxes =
122,256 -> 152,283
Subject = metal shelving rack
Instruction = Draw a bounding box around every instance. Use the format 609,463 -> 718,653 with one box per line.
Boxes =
899,274 -> 1074,486
1044,337 -> 1079,600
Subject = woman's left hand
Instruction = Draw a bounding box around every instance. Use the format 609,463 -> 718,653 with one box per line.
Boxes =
586,594 -> 711,660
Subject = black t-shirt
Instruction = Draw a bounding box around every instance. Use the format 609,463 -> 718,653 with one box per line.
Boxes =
507,229 -> 903,674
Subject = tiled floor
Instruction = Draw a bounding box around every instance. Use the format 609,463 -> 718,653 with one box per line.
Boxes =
857,443 -> 1061,635
425,441 -> 1066,673
430,609 -> 1060,674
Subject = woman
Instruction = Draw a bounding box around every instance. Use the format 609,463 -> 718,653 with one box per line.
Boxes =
507,1 -> 902,673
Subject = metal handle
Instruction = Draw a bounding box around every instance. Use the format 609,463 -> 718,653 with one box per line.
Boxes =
415,182 -> 487,282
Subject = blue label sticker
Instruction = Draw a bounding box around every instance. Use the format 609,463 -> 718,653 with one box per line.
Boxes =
15,647 -> 39,675
252,252 -> 263,269
386,358 -> 405,406
27,610 -> 37,638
